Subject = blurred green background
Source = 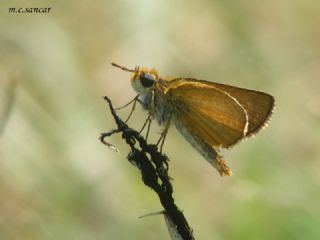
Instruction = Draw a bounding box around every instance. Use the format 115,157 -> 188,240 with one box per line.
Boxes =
1,0 -> 320,239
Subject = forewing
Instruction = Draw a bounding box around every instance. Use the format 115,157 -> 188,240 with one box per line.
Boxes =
166,79 -> 248,148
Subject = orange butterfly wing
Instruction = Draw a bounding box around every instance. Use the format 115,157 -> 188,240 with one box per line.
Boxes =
165,79 -> 249,148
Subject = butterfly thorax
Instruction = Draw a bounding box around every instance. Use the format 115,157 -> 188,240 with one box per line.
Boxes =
139,88 -> 172,125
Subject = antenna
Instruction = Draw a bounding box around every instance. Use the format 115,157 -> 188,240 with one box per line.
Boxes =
111,62 -> 136,73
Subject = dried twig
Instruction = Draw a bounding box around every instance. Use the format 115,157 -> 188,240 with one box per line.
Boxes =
100,96 -> 194,240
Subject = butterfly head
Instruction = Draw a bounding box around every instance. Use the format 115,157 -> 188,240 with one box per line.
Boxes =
111,62 -> 158,93
131,67 -> 158,93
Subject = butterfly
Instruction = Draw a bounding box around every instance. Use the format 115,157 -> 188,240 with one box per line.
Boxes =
111,62 -> 275,176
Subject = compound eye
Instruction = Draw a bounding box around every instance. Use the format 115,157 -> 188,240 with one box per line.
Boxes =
140,73 -> 155,88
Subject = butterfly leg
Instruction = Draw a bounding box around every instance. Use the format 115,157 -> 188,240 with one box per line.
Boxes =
115,95 -> 141,123
116,94 -> 140,110
139,115 -> 152,141
156,114 -> 172,153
